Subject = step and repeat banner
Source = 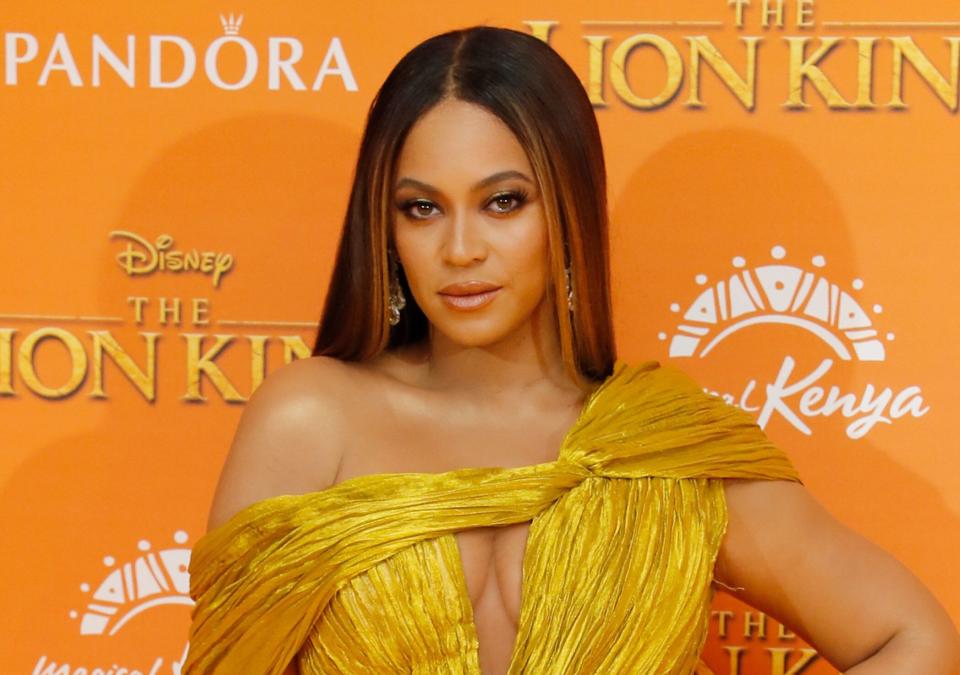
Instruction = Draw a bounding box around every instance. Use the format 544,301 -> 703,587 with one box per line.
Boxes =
1,0 -> 958,673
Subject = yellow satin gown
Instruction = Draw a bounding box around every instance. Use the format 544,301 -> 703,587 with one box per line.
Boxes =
184,359 -> 802,674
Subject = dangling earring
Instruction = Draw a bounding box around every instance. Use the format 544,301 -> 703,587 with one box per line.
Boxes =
388,250 -> 406,326
564,265 -> 574,312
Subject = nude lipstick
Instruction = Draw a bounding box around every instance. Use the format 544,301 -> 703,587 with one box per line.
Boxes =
437,281 -> 502,312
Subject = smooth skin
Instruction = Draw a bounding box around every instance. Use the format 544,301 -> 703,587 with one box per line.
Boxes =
204,99 -> 960,674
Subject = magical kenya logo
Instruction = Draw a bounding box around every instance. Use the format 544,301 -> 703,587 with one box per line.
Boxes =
33,531 -> 193,675
659,244 -> 928,440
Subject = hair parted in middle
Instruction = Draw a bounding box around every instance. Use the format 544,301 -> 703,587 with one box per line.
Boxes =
313,24 -> 616,390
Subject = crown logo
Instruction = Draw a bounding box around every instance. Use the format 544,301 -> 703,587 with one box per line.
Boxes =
661,244 -> 891,361
219,12 -> 244,36
71,530 -> 194,636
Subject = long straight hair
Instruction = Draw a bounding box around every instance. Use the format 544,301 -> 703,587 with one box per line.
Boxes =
313,25 -> 616,389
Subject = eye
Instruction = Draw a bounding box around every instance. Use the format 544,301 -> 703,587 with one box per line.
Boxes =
487,189 -> 529,215
397,199 -> 440,220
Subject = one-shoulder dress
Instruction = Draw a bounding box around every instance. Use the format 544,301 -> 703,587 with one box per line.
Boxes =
184,359 -> 803,674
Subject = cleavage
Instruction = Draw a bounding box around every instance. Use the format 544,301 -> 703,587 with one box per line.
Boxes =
453,520 -> 531,636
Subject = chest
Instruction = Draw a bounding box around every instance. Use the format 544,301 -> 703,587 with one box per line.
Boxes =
337,415 -> 563,616
334,414 -> 570,672
454,523 -> 529,673
453,520 -> 528,621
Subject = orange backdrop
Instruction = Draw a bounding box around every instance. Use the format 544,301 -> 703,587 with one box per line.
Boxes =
1,1 -> 958,673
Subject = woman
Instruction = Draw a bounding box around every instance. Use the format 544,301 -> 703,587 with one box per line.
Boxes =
184,25 -> 960,674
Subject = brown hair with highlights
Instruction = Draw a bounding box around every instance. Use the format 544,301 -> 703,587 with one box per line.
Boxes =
313,25 -> 616,390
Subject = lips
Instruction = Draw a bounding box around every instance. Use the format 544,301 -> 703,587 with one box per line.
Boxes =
437,280 -> 502,312
438,280 -> 502,296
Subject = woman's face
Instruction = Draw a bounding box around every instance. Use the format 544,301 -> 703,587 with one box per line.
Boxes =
392,98 -> 552,349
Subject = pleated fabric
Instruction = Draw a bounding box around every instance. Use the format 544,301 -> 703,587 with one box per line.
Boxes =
184,359 -> 803,674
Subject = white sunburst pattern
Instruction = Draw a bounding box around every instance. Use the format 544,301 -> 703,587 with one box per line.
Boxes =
71,530 -> 194,636
660,245 -> 893,361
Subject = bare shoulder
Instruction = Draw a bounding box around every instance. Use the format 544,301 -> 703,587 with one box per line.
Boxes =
204,355 -> 354,533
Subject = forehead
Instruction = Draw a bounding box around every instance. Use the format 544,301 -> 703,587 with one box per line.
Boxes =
395,99 -> 533,185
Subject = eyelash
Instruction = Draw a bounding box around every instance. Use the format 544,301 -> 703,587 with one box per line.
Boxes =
396,189 -> 530,220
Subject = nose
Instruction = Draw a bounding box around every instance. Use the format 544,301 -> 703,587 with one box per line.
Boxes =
441,208 -> 487,266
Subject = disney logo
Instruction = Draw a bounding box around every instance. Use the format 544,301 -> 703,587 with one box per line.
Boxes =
109,230 -> 234,288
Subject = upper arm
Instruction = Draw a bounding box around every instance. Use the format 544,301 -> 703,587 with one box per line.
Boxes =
205,355 -> 347,533
715,478 -> 959,671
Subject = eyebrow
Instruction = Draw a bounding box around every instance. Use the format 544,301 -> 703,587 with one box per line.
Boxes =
394,170 -> 534,195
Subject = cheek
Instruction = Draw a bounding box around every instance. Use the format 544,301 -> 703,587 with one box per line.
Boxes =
506,221 -> 551,298
394,231 -> 429,289
400,258 -> 431,303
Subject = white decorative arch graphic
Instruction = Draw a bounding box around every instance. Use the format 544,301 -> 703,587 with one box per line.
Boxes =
663,247 -> 891,361
72,530 -> 194,636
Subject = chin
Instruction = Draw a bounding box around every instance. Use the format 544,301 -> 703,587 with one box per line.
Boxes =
430,315 -> 521,348
440,326 -> 512,348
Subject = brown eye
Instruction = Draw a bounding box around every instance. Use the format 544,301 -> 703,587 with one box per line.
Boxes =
487,190 -> 529,215
398,199 -> 440,220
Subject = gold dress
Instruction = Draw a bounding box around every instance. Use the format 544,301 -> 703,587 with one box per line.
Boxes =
184,359 -> 802,674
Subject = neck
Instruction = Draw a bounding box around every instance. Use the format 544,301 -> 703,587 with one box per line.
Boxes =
417,296 -> 575,400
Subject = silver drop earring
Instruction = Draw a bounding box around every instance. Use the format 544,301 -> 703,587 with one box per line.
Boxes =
388,251 -> 406,326
564,265 -> 574,312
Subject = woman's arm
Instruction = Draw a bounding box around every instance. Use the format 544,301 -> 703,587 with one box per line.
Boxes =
715,478 -> 960,673
200,355 -> 348,673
